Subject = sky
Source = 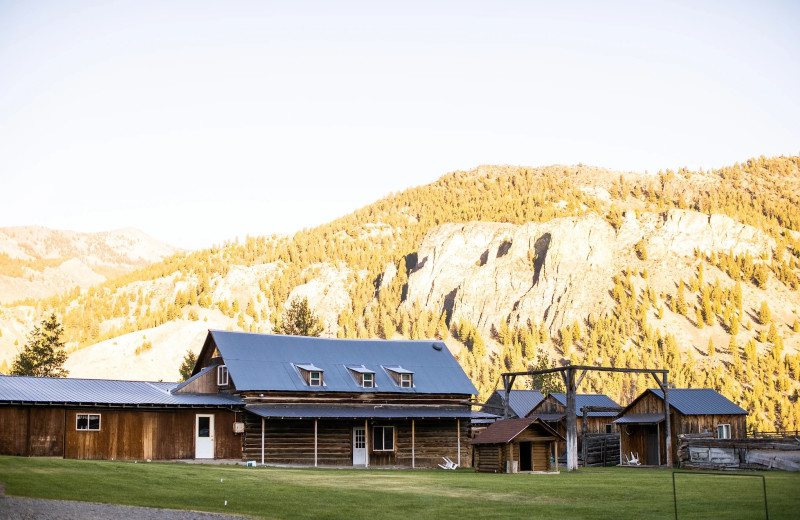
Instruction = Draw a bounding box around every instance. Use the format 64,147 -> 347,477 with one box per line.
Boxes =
1,1 -> 799,250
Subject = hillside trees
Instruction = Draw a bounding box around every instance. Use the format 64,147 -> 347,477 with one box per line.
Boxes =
274,297 -> 324,337
178,349 -> 197,381
10,312 -> 69,377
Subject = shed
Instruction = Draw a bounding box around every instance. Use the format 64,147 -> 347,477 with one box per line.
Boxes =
614,388 -> 748,466
470,418 -> 563,473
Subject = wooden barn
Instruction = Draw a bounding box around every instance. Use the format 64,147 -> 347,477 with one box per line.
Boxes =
0,375 -> 242,460
528,393 -> 621,435
188,330 -> 478,468
470,418 -> 563,473
613,388 -> 748,466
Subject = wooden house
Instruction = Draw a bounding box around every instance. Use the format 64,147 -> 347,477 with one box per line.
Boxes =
185,330 -> 478,468
470,418 -> 563,473
0,375 -> 242,460
613,388 -> 748,466
0,331 -> 478,467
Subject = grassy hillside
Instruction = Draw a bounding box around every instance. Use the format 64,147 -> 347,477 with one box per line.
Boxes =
3,155 -> 799,432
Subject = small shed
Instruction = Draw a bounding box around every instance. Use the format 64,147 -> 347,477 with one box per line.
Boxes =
614,388 -> 748,466
470,418 -> 563,473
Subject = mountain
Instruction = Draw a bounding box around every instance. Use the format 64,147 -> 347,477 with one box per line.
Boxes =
0,226 -> 180,304
1,155 -> 798,434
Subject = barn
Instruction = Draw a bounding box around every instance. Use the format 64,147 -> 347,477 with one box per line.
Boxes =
613,388 -> 748,466
0,375 -> 242,460
470,417 -> 563,473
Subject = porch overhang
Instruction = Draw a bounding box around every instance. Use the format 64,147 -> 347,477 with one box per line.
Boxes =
613,413 -> 665,425
245,404 -> 475,419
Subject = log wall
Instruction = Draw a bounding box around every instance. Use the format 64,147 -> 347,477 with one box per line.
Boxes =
242,415 -> 471,468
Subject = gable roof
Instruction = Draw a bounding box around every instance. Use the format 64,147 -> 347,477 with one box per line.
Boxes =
489,389 -> 545,418
0,374 -> 242,407
470,417 -> 564,445
199,330 -> 478,395
620,388 -> 748,416
544,393 -> 622,417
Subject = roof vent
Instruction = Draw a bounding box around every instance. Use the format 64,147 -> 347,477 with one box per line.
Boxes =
432,343 -> 443,351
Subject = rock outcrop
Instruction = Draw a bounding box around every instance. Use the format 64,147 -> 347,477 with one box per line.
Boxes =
404,210 -> 775,334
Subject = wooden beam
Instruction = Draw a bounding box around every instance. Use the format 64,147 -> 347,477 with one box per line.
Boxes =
314,419 -> 318,467
663,372 -> 672,468
365,419 -> 369,468
412,419 -> 415,469
565,366 -> 578,472
261,417 -> 265,465
457,419 -> 461,467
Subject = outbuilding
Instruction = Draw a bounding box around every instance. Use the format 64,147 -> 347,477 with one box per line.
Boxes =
613,388 -> 748,466
470,417 -> 563,473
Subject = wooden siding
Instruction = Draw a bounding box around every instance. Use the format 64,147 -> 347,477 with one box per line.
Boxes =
0,407 -> 65,457
619,393 -> 747,466
242,415 -> 471,468
175,368 -> 220,394
475,445 -> 502,473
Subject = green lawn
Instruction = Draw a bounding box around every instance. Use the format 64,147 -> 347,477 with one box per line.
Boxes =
1,457 -> 798,519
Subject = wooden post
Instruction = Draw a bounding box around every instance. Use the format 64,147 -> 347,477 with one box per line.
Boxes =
261,417 -> 265,465
502,375 -> 515,419
457,419 -> 461,467
314,419 -> 318,467
365,419 -> 369,468
581,407 -> 588,467
663,372 -> 672,468
412,419 -> 415,469
563,367 -> 578,471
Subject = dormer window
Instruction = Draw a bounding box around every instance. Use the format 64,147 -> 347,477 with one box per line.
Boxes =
217,365 -> 229,386
348,365 -> 376,389
384,366 -> 413,388
295,363 -> 324,387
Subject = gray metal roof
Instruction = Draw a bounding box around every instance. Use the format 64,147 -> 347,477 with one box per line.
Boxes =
613,413 -> 664,424
208,331 -> 477,395
245,404 -> 475,419
0,375 -> 242,407
639,388 -> 747,416
493,390 -> 545,417
548,393 -> 621,417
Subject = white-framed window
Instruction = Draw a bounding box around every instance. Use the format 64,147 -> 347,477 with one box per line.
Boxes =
716,424 -> 731,439
362,373 -> 374,388
400,373 -> 412,388
217,365 -> 229,386
76,413 -> 101,431
309,371 -> 322,387
372,426 -> 394,451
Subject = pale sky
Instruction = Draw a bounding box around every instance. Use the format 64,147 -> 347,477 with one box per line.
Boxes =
1,1 -> 798,249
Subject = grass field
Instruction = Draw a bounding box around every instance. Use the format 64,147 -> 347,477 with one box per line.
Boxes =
1,457 -> 798,519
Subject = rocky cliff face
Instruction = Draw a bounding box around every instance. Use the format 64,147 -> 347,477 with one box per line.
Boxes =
404,210 -> 775,334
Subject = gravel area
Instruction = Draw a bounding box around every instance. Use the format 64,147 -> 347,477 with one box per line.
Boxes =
0,496 -> 250,520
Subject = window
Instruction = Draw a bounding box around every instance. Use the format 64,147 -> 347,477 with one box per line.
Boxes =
373,426 -> 394,451
309,371 -> 322,386
605,424 -> 613,434
362,373 -> 374,388
217,365 -> 229,386
716,424 -> 731,439
76,413 -> 101,431
384,366 -> 414,388
400,373 -> 412,388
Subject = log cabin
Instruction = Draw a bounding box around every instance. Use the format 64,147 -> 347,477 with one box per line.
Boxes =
471,417 -> 563,473
527,393 -> 621,436
613,388 -> 748,466
183,330 -> 478,468
0,331 -> 479,467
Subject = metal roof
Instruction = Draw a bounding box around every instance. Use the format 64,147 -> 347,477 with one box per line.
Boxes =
346,365 -> 374,374
613,413 -> 665,424
547,393 -> 621,417
626,388 -> 748,416
0,374 -> 242,407
492,390 -> 545,418
470,417 -> 564,445
245,404 -> 475,419
207,331 -> 477,395
529,413 -> 566,422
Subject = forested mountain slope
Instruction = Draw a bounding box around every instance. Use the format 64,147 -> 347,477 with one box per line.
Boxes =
2,155 -> 799,433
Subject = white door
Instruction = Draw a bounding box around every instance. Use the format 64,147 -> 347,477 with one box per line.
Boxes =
196,414 -> 214,459
353,427 -> 366,465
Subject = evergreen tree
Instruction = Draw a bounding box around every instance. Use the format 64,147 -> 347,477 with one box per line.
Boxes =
10,312 -> 69,377
178,349 -> 197,381
758,300 -> 771,325
274,297 -> 324,337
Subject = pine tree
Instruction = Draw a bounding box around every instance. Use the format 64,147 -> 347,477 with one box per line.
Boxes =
707,337 -> 715,357
10,312 -> 69,377
274,297 -> 324,337
178,349 -> 197,381
758,301 -> 771,325
676,281 -> 688,315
